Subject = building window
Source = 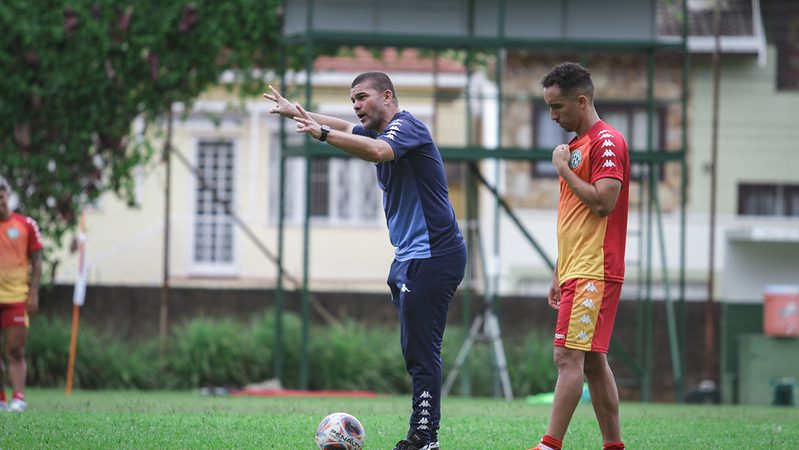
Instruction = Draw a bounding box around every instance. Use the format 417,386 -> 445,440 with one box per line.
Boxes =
194,140 -> 235,265
777,41 -> 799,91
738,183 -> 799,217
267,123 -> 304,223
531,102 -> 666,180
531,103 -> 574,177
268,118 -> 382,225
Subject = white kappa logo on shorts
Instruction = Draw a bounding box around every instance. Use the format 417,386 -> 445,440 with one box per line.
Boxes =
582,282 -> 598,293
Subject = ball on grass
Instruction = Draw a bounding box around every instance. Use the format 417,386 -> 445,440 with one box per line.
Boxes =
315,412 -> 365,450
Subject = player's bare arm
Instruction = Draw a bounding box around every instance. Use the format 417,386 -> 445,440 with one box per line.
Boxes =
552,144 -> 621,217
293,103 -> 394,163
263,85 -> 355,133
27,249 -> 42,314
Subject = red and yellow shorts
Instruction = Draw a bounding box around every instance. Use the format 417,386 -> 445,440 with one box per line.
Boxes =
0,302 -> 29,329
553,278 -> 621,354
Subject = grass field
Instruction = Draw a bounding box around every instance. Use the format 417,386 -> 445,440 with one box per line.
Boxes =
0,388 -> 797,449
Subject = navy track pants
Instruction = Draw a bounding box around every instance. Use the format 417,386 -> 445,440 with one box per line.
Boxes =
387,245 -> 467,442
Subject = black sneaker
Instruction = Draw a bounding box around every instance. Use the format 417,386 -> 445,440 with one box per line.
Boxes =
393,439 -> 440,450
393,440 -> 420,450
393,428 -> 431,450
426,430 -> 440,449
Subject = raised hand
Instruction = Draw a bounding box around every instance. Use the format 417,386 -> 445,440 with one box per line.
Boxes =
263,85 -> 299,119
552,143 -> 571,177
292,103 -> 322,140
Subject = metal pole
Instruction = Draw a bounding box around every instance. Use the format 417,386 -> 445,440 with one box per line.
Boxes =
678,0 -> 691,402
432,50 -> 439,143
705,0 -> 722,383
159,105 -> 173,357
642,50 -> 655,402
492,0 -> 506,396
462,47 -> 475,397
275,29 -> 287,383
299,0 -> 315,390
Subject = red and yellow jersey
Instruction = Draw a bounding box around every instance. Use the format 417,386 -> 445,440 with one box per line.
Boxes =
557,120 -> 629,284
0,212 -> 44,303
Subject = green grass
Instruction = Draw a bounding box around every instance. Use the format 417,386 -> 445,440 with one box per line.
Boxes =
0,389 -> 797,449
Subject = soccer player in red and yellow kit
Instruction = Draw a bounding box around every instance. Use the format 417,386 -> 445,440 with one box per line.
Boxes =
0,178 -> 43,412
529,63 -> 629,450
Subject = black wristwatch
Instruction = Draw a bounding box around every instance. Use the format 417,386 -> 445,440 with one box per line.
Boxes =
318,124 -> 331,142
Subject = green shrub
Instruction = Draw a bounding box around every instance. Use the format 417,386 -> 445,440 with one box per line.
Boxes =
26,316 -> 71,386
248,310 -> 303,388
163,318 -> 257,388
508,329 -> 558,395
442,326 -> 557,397
442,325 -> 503,397
22,310 -> 558,396
25,315 -> 159,389
308,321 -> 407,393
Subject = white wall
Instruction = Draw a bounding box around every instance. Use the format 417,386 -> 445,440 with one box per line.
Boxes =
51,73 -> 463,292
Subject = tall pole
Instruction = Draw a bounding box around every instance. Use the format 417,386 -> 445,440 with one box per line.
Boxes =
274,42 -> 287,385
705,0 -> 722,382
66,212 -> 87,397
462,42 -> 474,396
160,105 -> 173,357
299,0 -> 314,390
678,0 -> 690,403
489,0 -> 506,397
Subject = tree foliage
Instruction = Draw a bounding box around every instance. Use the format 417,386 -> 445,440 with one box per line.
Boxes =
0,0 -> 295,246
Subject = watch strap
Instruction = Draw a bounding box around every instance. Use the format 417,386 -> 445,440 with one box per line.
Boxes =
319,125 -> 331,142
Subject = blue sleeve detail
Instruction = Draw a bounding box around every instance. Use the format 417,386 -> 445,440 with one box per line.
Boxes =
377,115 -> 426,160
353,125 -> 379,139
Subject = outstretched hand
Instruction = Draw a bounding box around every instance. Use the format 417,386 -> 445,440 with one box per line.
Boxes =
293,103 -> 322,140
263,85 -> 299,119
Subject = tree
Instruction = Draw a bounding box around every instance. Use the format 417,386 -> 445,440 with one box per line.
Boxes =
0,0 -> 296,246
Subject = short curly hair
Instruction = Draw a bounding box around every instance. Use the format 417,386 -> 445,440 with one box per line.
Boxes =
541,62 -> 594,100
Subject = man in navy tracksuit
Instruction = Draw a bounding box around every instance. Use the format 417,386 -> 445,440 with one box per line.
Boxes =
265,71 -> 466,450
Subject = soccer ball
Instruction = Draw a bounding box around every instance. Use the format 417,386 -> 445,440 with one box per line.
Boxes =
315,412 -> 365,450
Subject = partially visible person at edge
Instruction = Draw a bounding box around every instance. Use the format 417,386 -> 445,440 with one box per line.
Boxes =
264,72 -> 467,450
529,62 -> 630,450
0,177 -> 43,412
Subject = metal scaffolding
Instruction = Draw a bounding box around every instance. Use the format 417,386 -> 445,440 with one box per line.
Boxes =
272,0 -> 690,402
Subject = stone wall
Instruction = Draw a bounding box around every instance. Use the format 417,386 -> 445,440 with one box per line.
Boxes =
498,52 -> 687,213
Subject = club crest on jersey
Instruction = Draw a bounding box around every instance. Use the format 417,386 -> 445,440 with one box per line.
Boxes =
6,226 -> 20,240
568,150 -> 582,169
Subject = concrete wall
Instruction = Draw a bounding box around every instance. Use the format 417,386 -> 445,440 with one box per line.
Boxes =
737,334 -> 799,405
689,46 -> 799,216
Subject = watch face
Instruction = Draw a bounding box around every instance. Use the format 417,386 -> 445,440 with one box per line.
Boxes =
319,125 -> 331,141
